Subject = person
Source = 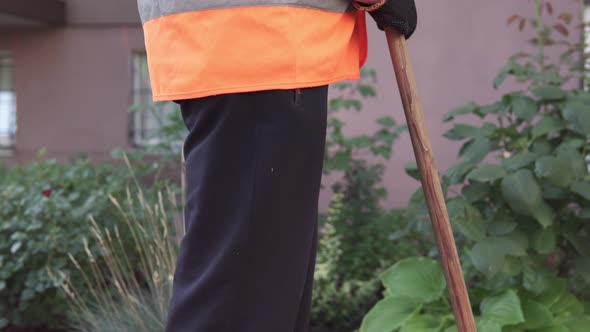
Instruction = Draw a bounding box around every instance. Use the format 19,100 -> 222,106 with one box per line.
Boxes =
137,0 -> 417,331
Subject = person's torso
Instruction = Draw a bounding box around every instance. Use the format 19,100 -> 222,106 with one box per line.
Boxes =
139,0 -> 368,101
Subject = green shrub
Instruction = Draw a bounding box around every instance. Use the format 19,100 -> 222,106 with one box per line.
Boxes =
311,71 -> 431,331
0,154 -> 174,330
361,2 -> 590,331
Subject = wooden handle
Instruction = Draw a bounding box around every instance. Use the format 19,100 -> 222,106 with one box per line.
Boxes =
384,27 -> 477,332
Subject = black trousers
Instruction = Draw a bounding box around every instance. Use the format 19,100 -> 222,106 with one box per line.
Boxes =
166,86 -> 329,332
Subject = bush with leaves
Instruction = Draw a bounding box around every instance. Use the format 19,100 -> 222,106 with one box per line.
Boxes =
361,1 -> 590,331
311,70 -> 432,331
0,153 -> 175,330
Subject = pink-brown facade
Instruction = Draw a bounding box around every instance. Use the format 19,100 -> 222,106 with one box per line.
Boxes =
0,0 -> 580,206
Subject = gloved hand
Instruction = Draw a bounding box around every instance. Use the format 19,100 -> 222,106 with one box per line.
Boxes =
355,0 -> 417,39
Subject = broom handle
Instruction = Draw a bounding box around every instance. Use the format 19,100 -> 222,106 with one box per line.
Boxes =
384,27 -> 477,332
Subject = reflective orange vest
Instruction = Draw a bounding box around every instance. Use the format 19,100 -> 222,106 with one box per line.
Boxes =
139,1 -> 368,101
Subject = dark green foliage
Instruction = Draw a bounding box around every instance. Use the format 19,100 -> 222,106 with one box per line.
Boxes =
361,2 -> 590,331
0,154 -> 176,330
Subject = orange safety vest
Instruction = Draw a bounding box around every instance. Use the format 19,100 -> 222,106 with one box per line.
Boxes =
139,1 -> 368,101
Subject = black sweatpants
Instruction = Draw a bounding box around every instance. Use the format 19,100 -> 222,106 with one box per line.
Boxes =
165,86 -> 329,332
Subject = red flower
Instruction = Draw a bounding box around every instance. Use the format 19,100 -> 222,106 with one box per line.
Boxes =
42,189 -> 52,197
547,252 -> 556,267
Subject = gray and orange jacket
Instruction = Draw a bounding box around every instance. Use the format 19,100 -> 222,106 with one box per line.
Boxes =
138,0 -> 368,101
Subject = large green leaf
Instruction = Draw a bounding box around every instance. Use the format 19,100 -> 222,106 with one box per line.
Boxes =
532,117 -> 565,139
447,199 -> 487,241
535,156 -> 575,187
502,152 -> 538,171
501,170 -> 553,228
511,95 -> 538,121
531,86 -> 566,100
532,276 -> 566,306
360,297 -> 421,332
470,240 -> 506,276
550,292 -> 584,316
380,258 -> 446,303
562,97 -> 590,135
467,164 -> 507,182
400,314 -> 441,332
519,300 -> 554,330
480,290 -> 525,326
494,231 -> 529,257
534,227 -> 556,254
571,182 -> 590,201
563,317 -> 590,332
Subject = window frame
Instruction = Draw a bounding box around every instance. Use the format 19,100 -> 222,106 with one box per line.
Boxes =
0,51 -> 16,155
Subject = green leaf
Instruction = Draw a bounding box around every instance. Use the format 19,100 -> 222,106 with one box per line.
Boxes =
532,117 -> 565,139
360,297 -> 421,332
487,220 -> 517,236
404,162 -> 420,181
501,170 -> 553,227
532,276 -> 566,306
0,318 -> 7,329
502,152 -> 538,171
444,123 -> 496,140
533,326 -> 569,332
380,258 -> 446,303
511,95 -> 538,121
466,164 -> 507,182
444,161 -> 474,185
377,116 -> 397,127
476,318 -> 502,332
400,314 -> 441,332
326,150 -> 351,170
461,138 -> 492,164
571,182 -> 590,201
462,182 -> 491,203
349,136 -> 374,148
495,231 -> 529,257
562,97 -> 590,135
447,199 -> 487,241
563,317 -> 590,332
531,86 -> 566,100
494,62 -> 514,88
534,227 -> 556,254
480,290 -> 525,326
470,240 -> 506,276
443,102 -> 479,122
523,263 -> 551,294
359,84 -> 377,97
535,156 -> 575,187
550,292 -> 584,316
519,300 -> 554,330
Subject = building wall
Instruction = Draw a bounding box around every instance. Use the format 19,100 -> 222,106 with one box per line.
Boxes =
0,0 -> 581,206
0,0 -> 143,163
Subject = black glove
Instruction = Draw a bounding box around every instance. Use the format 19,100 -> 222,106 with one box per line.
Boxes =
362,0 -> 418,39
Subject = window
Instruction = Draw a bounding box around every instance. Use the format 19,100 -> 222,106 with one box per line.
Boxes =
584,3 -> 590,90
130,53 -> 178,148
0,51 -> 16,152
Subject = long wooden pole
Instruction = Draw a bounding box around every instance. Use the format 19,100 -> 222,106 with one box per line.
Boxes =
384,27 -> 477,332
